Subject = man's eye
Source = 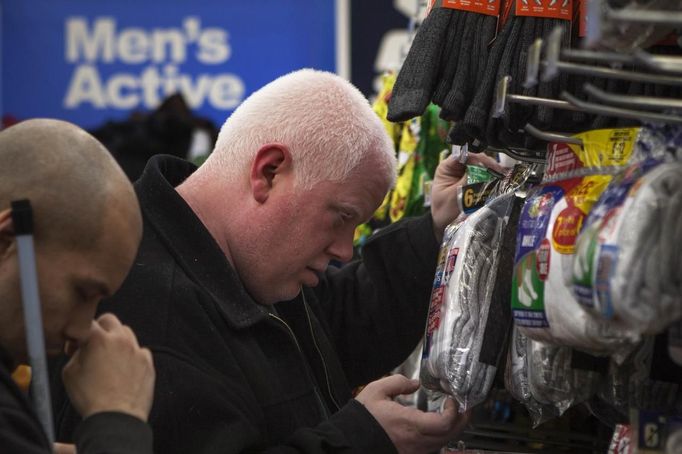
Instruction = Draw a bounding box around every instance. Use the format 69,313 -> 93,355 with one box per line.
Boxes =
76,287 -> 89,302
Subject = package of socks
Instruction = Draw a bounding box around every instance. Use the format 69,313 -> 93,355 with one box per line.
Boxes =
572,158 -> 682,338
596,336 -> 682,419
505,325 -> 560,426
527,338 -> 602,415
421,192 -> 519,410
511,128 -> 641,355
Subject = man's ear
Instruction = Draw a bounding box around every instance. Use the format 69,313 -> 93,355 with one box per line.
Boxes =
0,209 -> 15,259
250,144 -> 293,204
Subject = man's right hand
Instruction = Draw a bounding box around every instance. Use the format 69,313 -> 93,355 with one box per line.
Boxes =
355,375 -> 469,454
62,313 -> 155,422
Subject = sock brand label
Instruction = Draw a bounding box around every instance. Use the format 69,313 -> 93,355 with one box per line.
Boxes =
515,0 -> 572,20
433,0 -> 501,17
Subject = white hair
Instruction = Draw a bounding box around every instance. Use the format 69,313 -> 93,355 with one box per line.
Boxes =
204,68 -> 396,189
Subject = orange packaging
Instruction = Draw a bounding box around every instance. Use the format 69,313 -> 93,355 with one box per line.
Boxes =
578,0 -> 587,37
434,0 -> 501,17
515,0 -> 572,20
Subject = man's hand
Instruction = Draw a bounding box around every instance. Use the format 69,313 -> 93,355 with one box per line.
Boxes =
430,153 -> 508,242
355,375 -> 469,454
62,313 -> 155,422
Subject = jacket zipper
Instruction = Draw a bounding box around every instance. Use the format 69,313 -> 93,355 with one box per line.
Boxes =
267,313 -> 331,420
301,292 -> 341,412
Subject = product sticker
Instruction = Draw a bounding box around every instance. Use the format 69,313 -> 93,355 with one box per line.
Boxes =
433,0 -> 501,17
425,228 -> 461,355
515,0 -> 572,21
580,128 -> 638,168
459,180 -> 499,214
608,424 -> 633,454
594,245 -> 618,316
512,185 -> 565,327
545,128 -> 639,181
536,239 -> 551,281
545,141 -> 583,180
467,164 -> 495,184
572,221 -> 602,310
551,176 -> 609,254
638,411 -> 665,452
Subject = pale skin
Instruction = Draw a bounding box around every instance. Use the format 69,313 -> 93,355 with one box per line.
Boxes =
179,141 -> 507,454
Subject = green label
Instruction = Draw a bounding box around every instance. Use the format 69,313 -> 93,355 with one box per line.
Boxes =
511,252 -> 549,328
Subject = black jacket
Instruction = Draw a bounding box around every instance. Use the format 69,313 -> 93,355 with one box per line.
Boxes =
0,346 -> 152,453
53,155 -> 440,453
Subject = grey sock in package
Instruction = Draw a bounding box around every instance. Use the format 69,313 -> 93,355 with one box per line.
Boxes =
596,336 -> 682,422
573,160 -> 682,338
421,192 -> 517,410
505,325 -> 560,427
526,338 -> 602,416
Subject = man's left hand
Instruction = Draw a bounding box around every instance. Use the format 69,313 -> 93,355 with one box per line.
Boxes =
430,153 -> 508,243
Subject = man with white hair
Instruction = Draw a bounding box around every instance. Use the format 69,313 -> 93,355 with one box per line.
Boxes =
53,69 -> 496,453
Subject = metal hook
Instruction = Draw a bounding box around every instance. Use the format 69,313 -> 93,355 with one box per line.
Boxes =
583,83 -> 682,112
524,38 -> 543,89
493,75 -> 580,119
524,123 -> 584,146
487,146 -> 549,164
607,8 -> 682,26
586,0 -> 682,47
541,26 -> 564,83
633,50 -> 682,76
546,60 -> 682,86
561,91 -> 682,125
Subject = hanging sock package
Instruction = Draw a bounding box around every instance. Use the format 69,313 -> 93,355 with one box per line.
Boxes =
596,335 -> 682,419
526,339 -> 603,416
422,191 -> 520,410
505,325 -> 560,426
511,128 -> 642,356
572,158 -> 682,337
421,219 -> 466,393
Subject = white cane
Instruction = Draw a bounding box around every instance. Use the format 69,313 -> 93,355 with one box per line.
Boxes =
11,199 -> 55,445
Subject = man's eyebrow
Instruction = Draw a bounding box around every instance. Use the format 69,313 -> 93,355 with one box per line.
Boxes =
80,278 -> 111,298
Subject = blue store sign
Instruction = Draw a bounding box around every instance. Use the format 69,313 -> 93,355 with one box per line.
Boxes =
1,1 -> 336,128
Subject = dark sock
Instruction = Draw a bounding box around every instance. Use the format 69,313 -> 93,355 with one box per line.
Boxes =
433,11 -> 463,106
441,12 -> 481,120
463,15 -> 521,143
448,121 -> 474,145
388,8 -> 454,122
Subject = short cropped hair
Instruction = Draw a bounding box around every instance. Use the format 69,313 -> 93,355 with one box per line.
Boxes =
206,69 -> 396,190
0,119 -> 134,250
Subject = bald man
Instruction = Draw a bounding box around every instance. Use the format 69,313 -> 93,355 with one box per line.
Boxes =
0,119 -> 155,453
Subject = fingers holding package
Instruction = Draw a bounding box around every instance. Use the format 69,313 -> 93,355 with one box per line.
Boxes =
355,375 -> 469,454
62,313 -> 155,423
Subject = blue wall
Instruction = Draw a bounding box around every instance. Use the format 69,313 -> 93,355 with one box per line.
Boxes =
1,0 -> 336,128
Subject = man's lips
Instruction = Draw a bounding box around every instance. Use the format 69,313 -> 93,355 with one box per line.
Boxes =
304,267 -> 323,286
